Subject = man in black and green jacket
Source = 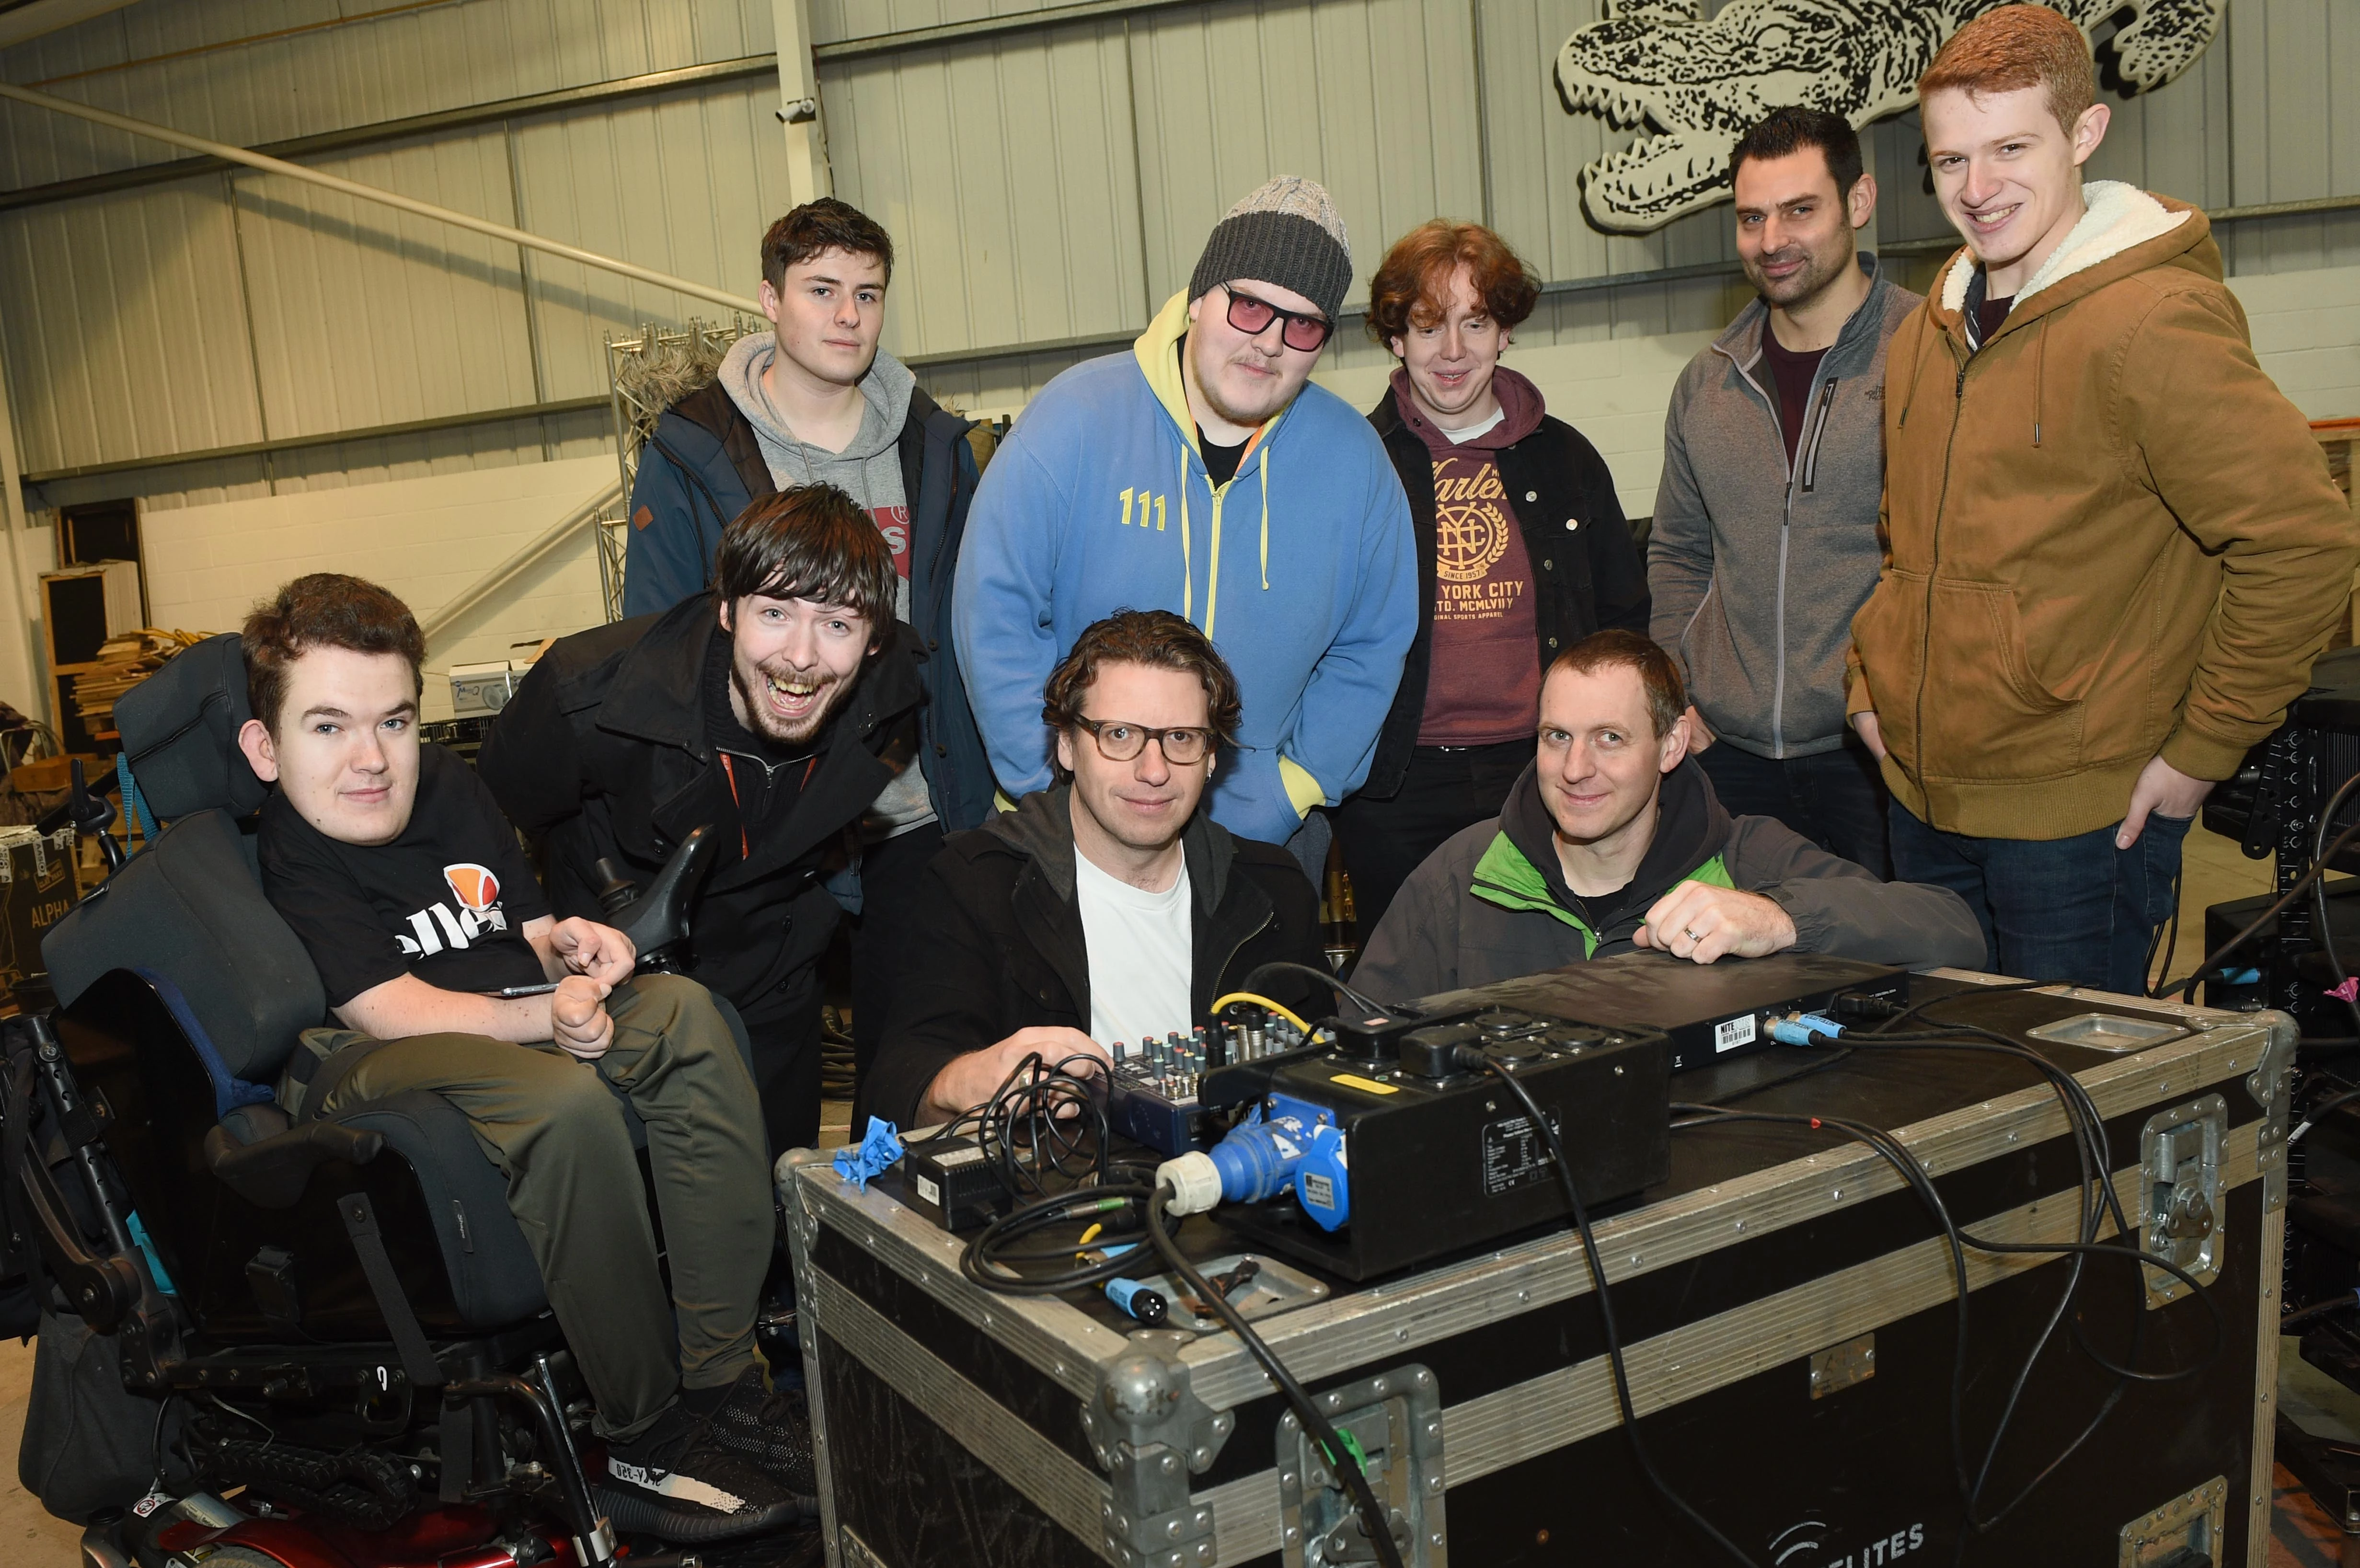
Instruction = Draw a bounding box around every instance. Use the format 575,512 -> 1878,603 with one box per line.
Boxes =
1353,631 -> 1981,1006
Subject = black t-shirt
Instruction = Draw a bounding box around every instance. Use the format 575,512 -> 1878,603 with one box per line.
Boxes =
701,631 -> 815,855
1198,427 -> 1249,488
258,744 -> 551,1007
1757,325 -> 1828,470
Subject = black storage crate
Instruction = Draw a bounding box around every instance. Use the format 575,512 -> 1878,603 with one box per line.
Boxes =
782,967 -> 2294,1568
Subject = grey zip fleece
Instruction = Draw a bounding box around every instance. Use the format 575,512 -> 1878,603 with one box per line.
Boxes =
1648,260 -> 1918,759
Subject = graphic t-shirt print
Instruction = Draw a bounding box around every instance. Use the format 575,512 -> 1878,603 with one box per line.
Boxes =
1419,453 -> 1542,745
397,862 -> 513,957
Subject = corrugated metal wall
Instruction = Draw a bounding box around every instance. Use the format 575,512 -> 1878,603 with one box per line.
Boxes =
3,0 -> 2357,518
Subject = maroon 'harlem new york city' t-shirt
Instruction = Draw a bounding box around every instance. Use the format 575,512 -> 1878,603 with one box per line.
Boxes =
1391,366 -> 1547,747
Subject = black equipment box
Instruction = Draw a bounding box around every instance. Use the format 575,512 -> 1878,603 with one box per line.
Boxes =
1212,1009 -> 1672,1280
784,961 -> 2293,1568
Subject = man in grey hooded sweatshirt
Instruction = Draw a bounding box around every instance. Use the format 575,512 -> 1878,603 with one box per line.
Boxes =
619,197 -> 990,1103
1649,108 -> 1918,878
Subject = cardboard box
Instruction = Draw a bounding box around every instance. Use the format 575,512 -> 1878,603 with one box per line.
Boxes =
0,826 -> 79,994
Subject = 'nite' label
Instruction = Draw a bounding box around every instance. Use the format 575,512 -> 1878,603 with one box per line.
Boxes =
1714,1015 -> 1758,1053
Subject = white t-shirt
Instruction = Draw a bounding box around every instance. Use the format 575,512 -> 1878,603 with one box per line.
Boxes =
1074,850 -> 1195,1052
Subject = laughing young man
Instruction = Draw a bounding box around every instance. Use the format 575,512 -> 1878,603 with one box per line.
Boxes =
482,484 -> 918,1153
243,575 -> 806,1528
1845,5 -> 2357,990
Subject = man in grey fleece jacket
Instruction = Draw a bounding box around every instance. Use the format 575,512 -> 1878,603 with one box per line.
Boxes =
1355,631 -> 1981,1007
1649,109 -> 1917,877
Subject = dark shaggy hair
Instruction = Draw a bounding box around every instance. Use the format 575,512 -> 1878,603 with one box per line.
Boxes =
1041,610 -> 1243,766
714,484 -> 897,638
761,198 -> 895,294
1731,106 -> 1865,200
242,573 -> 426,734
1546,629 -> 1688,739
1366,219 -> 1541,347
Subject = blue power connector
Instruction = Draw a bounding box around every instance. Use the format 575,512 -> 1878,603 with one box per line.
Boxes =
1768,1013 -> 1844,1046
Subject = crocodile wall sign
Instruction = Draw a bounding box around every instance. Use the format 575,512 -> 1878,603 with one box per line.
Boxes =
1554,0 -> 2225,233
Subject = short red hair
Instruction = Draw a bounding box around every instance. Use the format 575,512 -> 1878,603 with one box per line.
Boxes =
1366,220 -> 1540,347
1919,5 -> 2095,134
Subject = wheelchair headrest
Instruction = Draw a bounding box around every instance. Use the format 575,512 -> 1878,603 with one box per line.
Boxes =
115,633 -> 267,821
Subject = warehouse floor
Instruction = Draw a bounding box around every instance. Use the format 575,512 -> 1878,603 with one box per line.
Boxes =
0,825 -> 2331,1564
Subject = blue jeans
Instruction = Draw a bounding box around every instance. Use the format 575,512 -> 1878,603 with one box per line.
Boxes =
1887,805 -> 2191,993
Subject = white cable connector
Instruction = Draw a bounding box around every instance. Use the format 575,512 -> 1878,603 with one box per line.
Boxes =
1157,1151 -> 1223,1216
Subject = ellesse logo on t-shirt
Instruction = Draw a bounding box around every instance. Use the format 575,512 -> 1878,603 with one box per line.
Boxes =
396,862 -> 512,957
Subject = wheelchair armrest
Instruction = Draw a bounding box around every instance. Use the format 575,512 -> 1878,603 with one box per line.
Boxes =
202,1118 -> 384,1209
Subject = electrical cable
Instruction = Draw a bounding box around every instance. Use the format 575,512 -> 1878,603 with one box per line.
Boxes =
1237,960 -> 1399,1020
1670,1100 -> 2222,1547
1141,1185 -> 1406,1568
1463,1049 -> 1763,1568
959,1179 -> 1408,1568
1208,992 -> 1313,1036
2160,818 -> 2360,1000
2312,771 -> 2360,1038
2290,1083 -> 2360,1144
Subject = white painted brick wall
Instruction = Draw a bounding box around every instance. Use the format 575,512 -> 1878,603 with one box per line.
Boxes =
141,456 -> 617,721
2229,265 -> 2360,421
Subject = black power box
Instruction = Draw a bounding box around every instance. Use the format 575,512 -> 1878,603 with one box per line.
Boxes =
901,1136 -> 1002,1232
1209,1009 -> 1672,1280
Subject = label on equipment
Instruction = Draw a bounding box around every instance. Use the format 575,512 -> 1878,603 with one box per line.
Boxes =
1481,1108 -> 1565,1196
914,1173 -> 942,1207
1714,1015 -> 1758,1053
1302,1172 -> 1335,1209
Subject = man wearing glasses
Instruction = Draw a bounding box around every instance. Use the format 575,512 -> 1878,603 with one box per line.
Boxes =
860,611 -> 1330,1131
953,176 -> 1416,880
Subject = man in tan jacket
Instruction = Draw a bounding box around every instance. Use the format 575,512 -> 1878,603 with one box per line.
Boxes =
1847,4 -> 2358,993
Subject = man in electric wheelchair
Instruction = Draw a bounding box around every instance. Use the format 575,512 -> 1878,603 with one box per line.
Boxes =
7,551 -> 876,1564
235,572 -> 807,1526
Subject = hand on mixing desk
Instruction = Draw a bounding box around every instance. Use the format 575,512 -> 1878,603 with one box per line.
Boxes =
921,1026 -> 1110,1123
1635,883 -> 1798,964
549,974 -> 614,1060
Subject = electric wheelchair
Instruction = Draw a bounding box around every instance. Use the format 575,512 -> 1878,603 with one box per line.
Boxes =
8,634 -> 805,1568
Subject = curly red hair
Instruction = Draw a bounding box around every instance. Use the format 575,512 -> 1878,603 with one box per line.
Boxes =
1366,220 -> 1540,347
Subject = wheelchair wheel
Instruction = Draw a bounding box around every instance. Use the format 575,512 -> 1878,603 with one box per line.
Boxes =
164,1546 -> 291,1568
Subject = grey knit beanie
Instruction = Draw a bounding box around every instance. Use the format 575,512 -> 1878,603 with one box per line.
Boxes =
1187,176 -> 1353,324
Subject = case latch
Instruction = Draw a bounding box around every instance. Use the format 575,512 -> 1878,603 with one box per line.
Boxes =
1278,1364 -> 1446,1567
2140,1095 -> 2226,1309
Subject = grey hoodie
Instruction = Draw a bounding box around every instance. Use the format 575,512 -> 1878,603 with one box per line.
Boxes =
719,331 -> 932,833
1648,260 -> 1919,759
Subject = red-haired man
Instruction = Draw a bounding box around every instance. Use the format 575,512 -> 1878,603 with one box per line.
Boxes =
1847,4 -> 2356,991
1338,220 -> 1649,936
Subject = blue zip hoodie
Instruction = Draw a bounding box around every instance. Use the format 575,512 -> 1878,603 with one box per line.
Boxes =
953,291 -> 1417,845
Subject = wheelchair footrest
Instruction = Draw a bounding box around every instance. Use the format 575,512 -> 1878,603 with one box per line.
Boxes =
590,1481 -> 815,1544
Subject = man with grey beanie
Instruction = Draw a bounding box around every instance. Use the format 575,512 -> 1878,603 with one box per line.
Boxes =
954,176 -> 1416,875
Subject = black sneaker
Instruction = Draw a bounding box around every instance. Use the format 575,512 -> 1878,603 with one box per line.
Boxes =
697,1366 -> 818,1497
601,1403 -> 800,1531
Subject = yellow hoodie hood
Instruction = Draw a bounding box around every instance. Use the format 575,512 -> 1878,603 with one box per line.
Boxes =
1132,290 -> 1285,640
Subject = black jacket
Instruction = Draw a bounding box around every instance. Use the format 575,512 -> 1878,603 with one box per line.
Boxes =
477,593 -> 924,1026
1363,388 -> 1650,797
622,380 -> 994,831
859,787 -> 1331,1131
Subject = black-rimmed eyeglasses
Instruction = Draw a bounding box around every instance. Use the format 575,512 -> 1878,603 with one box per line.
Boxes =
1221,285 -> 1333,353
1071,717 -> 1214,766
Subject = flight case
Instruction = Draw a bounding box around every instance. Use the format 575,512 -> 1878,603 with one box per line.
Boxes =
781,969 -> 2295,1568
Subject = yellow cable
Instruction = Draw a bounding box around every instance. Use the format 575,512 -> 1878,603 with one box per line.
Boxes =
1210,991 -> 1311,1034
